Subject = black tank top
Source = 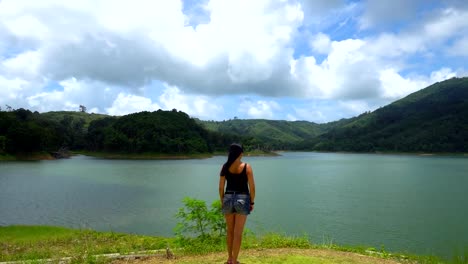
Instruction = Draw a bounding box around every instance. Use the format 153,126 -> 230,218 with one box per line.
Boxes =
221,163 -> 249,194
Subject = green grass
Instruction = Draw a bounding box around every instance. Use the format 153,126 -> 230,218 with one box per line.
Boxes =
0,152 -> 54,161
2,225 -> 465,264
0,225 -> 174,262
73,151 -> 214,160
0,153 -> 16,161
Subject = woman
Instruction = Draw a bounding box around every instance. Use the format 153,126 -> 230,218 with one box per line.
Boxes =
219,143 -> 256,264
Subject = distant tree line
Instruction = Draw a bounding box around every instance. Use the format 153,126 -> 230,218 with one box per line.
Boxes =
0,108 -> 60,154
1,76 -> 467,156
0,108 -> 242,155
85,109 -> 240,153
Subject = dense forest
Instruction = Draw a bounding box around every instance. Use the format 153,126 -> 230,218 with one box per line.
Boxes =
200,77 -> 468,153
1,77 -> 467,158
311,77 -> 468,152
0,109 -> 240,156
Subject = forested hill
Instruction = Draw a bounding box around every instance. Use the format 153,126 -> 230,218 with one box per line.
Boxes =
198,119 -> 326,150
1,77 -> 467,157
313,77 -> 468,152
0,109 -> 238,156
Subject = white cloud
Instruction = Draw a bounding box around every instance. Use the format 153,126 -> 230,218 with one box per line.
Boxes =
286,114 -> 297,121
310,32 -> 331,54
291,6 -> 467,103
0,0 -> 306,97
448,36 -> 468,57
0,76 -> 32,103
0,1 -> 466,122
338,100 -> 371,115
20,78 -> 119,113
27,90 -> 79,111
430,68 -> 457,82
106,93 -> 161,116
379,67 -> 456,99
240,99 -> 281,119
158,84 -> 223,119
2,50 -> 42,79
365,7 -> 468,59
379,69 -> 429,99
292,106 -> 327,123
424,8 -> 468,40
294,38 -> 384,100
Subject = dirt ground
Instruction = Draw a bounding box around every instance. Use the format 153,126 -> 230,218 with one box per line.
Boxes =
112,248 -> 407,264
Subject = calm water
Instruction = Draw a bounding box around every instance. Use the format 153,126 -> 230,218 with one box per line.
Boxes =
1,152 -> 467,258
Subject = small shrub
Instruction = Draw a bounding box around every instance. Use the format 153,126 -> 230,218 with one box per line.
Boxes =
174,197 -> 225,239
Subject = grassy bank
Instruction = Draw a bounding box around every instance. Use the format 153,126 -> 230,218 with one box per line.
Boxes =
1,225 -> 463,264
0,225 -> 174,262
75,151 -> 215,160
0,150 -> 279,161
0,152 -> 55,161
79,150 -> 280,160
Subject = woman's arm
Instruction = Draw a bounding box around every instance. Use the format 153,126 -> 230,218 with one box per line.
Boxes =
219,175 -> 226,203
247,164 -> 255,205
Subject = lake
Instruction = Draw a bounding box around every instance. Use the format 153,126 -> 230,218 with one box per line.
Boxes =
1,152 -> 467,258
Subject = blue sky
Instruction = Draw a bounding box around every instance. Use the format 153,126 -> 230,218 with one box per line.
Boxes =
0,0 -> 467,123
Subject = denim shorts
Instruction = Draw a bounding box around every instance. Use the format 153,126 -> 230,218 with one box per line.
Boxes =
222,193 -> 251,215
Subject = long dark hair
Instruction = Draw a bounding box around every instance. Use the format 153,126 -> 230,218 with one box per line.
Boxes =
222,143 -> 243,174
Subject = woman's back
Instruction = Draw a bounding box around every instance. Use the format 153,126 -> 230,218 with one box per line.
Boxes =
224,163 -> 249,194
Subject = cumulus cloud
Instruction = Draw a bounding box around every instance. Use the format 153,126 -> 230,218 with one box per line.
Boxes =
310,32 -> 331,54
2,50 -> 42,79
338,100 -> 372,115
290,5 -> 468,104
158,84 -> 223,119
21,78 -> 120,113
106,93 -> 161,116
293,107 -> 327,123
293,38 -> 384,100
27,90 -> 79,112
0,0 -> 467,121
0,76 -> 34,106
0,0 -> 308,97
240,99 -> 281,119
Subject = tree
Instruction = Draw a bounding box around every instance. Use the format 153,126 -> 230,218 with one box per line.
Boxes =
79,105 -> 87,113
0,136 -> 6,153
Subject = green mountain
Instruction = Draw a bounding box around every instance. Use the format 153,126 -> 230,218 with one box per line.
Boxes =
2,77 -> 467,157
84,109 -> 235,153
198,77 -> 468,153
313,77 -> 468,152
199,119 -> 325,150
0,109 -> 234,156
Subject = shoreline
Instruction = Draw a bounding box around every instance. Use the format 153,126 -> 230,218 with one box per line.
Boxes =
1,150 -> 466,161
0,150 -> 280,161
295,150 -> 468,157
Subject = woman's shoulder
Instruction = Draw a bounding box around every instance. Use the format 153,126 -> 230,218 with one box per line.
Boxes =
220,164 -> 228,176
244,162 -> 253,173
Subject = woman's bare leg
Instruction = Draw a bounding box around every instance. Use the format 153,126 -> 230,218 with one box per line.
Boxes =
225,214 -> 235,262
232,214 -> 247,263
